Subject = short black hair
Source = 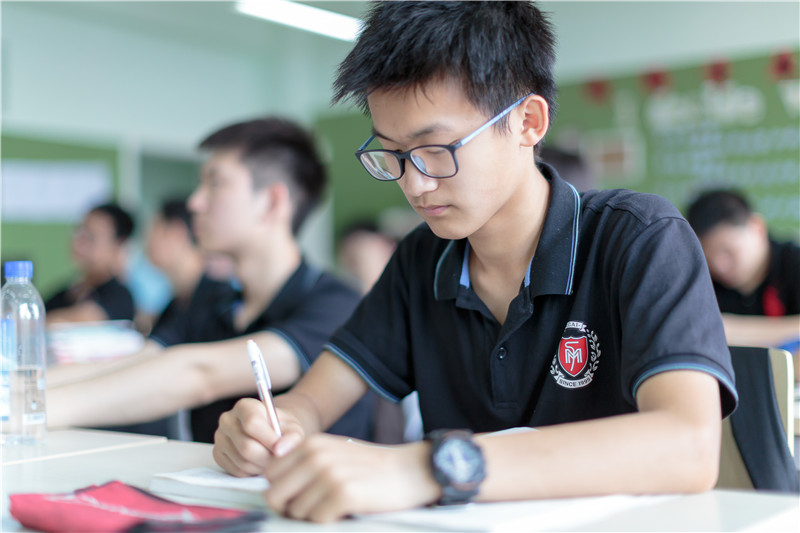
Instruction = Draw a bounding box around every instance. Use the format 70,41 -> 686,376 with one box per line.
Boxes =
198,118 -> 326,234
333,1 -> 557,146
90,203 -> 135,242
159,198 -> 195,244
686,189 -> 753,238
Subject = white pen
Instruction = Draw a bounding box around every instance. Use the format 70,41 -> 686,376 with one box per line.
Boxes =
246,339 -> 282,437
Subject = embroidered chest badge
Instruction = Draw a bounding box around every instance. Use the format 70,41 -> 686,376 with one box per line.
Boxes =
550,321 -> 602,389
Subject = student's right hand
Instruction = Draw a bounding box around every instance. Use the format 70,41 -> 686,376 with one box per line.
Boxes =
213,398 -> 305,477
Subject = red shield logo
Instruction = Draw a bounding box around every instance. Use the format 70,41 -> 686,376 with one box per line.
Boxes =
558,336 -> 588,377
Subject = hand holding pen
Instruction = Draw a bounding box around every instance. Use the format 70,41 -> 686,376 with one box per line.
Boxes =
247,339 -> 282,438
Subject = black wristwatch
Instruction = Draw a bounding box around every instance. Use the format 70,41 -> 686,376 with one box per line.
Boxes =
425,429 -> 486,505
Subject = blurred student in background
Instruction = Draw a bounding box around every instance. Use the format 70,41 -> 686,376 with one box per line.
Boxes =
337,220 -> 423,444
144,198 -> 232,339
687,189 -> 800,379
539,145 -> 596,193
337,220 -> 397,295
47,117 -> 373,443
46,203 -> 136,324
96,198 -> 234,439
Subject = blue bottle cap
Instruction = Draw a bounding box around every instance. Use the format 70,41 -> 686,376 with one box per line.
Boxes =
4,261 -> 33,280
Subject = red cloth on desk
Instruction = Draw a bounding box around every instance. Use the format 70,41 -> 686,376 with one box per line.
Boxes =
9,481 -> 266,532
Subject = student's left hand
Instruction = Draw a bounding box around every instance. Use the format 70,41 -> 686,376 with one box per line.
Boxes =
264,433 -> 440,522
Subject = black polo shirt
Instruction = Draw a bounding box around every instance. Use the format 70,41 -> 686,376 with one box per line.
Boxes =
149,274 -> 234,344
46,277 -> 135,321
713,239 -> 800,317
151,261 -> 373,443
327,164 -> 737,433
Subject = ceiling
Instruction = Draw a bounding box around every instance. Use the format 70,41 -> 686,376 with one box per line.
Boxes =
18,1 -> 800,80
19,1 -> 367,58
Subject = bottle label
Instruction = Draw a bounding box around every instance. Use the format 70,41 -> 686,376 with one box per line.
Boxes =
0,371 -> 9,421
23,412 -> 45,426
0,319 -> 16,370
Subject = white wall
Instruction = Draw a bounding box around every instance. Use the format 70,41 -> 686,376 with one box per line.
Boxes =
1,2 -> 353,152
1,1 -> 353,268
2,1 -> 797,269
4,2 -> 797,150
547,1 -> 799,82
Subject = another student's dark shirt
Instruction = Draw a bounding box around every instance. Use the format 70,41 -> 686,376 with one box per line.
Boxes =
149,275 -> 233,342
713,239 -> 800,317
326,164 -> 737,434
150,261 -> 372,444
46,277 -> 135,321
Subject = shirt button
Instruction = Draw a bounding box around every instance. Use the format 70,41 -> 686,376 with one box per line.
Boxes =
497,347 -> 507,360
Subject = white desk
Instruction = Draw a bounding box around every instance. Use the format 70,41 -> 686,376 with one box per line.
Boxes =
2,430 -> 798,532
0,428 -> 165,466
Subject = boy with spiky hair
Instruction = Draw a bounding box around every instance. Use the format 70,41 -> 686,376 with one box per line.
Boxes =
48,118 -> 373,444
214,2 -> 736,522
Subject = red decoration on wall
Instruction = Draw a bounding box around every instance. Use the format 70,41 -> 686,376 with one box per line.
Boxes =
641,69 -> 670,93
705,60 -> 729,84
770,51 -> 797,80
585,79 -> 610,104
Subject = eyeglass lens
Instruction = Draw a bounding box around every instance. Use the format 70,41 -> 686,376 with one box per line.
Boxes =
360,146 -> 457,180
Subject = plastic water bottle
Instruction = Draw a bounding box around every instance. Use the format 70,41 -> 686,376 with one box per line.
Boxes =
1,261 -> 47,445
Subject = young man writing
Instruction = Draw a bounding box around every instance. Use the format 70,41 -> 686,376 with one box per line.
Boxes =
213,2 -> 737,522
47,118 -> 373,443
687,189 -> 800,379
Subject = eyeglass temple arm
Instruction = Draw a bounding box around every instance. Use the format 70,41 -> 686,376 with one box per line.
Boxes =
454,94 -> 532,149
357,134 -> 375,151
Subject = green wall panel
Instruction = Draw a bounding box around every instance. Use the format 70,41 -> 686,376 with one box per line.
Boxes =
315,113 -> 410,242
549,50 -> 800,239
1,134 -> 119,298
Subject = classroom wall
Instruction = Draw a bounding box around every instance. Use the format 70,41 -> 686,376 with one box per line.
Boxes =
547,1 -> 800,82
549,50 -> 800,237
2,1 -> 799,299
0,1 -> 349,297
1,135 -> 120,296
0,2 -> 352,147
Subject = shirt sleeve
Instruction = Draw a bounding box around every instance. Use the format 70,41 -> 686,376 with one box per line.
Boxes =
326,240 -> 415,402
90,279 -> 135,321
44,286 -> 71,311
613,215 -> 738,417
148,299 -> 186,347
268,275 -> 362,373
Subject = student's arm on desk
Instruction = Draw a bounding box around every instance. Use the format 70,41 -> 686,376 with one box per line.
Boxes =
476,370 -> 721,500
213,356 -> 721,523
721,313 -> 800,381
47,331 -> 301,428
721,313 -> 800,346
46,300 -> 110,324
47,340 -> 164,388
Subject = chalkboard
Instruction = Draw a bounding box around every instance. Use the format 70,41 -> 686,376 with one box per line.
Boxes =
548,49 -> 799,238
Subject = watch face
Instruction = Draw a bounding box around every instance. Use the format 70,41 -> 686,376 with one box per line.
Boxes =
435,438 -> 484,485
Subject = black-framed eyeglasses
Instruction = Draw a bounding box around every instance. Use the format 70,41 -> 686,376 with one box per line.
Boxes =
354,93 -> 533,182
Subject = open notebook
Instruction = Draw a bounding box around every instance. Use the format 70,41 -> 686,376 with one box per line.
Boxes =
149,466 -> 268,508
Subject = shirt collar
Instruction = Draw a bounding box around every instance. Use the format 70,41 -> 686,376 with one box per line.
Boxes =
433,163 -> 581,301
224,259 -> 320,332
